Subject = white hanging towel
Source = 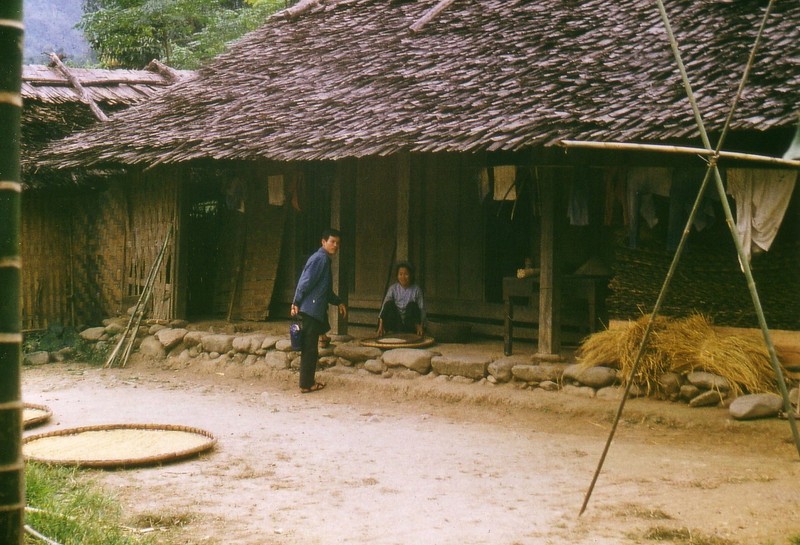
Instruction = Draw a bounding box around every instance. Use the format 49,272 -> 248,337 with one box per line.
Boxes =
727,168 -> 797,262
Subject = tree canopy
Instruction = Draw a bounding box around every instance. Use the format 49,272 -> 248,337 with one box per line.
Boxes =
79,0 -> 291,69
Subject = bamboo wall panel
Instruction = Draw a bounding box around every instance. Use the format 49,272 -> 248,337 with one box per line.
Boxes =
421,154 -> 484,304
90,181 -> 128,316
126,171 -> 178,320
227,173 -> 288,321
20,193 -> 73,330
353,156 -> 396,304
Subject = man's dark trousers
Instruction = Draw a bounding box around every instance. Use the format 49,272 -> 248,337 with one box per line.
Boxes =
299,313 -> 326,389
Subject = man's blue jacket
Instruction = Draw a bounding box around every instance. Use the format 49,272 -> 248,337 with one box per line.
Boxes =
292,247 -> 341,322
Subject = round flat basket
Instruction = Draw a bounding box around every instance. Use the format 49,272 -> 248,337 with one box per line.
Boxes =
23,424 -> 217,469
23,403 -> 52,429
360,333 -> 436,349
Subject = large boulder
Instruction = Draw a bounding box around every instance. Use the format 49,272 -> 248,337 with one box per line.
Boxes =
512,363 -> 568,383
563,364 -> 617,388
729,393 -> 784,420
333,345 -> 383,362
155,328 -> 188,350
201,334 -> 235,354
139,336 -> 166,359
24,351 -> 50,366
183,331 -> 205,347
233,334 -> 267,354
79,326 -> 106,342
382,349 -> 435,374
431,355 -> 491,380
687,371 -> 730,392
488,355 -> 531,383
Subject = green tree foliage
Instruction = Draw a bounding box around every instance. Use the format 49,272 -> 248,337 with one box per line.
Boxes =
79,0 -> 290,69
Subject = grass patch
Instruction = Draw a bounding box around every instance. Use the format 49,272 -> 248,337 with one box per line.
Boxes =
25,462 -> 154,545
23,325 -> 110,366
789,535 -> 800,545
642,525 -> 736,545
615,502 -> 672,520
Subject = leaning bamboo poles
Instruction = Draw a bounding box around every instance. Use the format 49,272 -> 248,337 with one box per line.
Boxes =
104,226 -> 173,369
0,3 -> 26,543
580,0 -> 799,516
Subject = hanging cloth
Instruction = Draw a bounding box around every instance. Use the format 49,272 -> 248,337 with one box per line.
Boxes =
567,171 -> 590,226
726,168 -> 797,262
782,123 -> 800,160
493,166 -> 517,200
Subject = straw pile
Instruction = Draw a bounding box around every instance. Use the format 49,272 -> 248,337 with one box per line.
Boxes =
576,313 -> 781,396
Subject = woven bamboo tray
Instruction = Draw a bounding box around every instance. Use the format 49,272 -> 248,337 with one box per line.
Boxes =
360,334 -> 435,349
23,423 -> 217,469
23,403 -> 52,429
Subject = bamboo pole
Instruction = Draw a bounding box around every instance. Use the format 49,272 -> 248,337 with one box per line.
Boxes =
559,140 -> 800,168
105,226 -> 172,368
119,227 -> 172,368
409,0 -> 458,33
0,3 -> 26,543
580,0 -> 799,517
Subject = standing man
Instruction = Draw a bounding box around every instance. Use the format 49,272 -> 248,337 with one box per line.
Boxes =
291,228 -> 347,393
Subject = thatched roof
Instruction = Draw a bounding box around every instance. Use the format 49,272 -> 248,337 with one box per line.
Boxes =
43,0 -> 799,169
23,60 -> 193,187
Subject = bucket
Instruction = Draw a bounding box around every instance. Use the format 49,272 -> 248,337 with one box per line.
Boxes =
289,320 -> 303,351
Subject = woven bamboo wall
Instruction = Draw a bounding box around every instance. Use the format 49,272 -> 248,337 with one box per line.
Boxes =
21,185 -> 128,329
125,170 -> 179,320
210,165 -> 288,321
76,182 -> 128,319
608,225 -> 800,330
21,191 -> 74,330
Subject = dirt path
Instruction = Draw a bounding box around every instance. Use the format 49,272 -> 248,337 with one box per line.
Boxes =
21,360 -> 800,545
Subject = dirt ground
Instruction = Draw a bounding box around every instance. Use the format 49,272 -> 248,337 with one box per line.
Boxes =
20,344 -> 800,545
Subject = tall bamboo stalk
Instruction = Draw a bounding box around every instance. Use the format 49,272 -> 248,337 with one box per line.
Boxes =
0,2 -> 26,543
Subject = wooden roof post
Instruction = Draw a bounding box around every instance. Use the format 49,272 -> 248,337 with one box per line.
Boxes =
396,152 -> 410,262
330,165 -> 347,335
537,168 -> 561,356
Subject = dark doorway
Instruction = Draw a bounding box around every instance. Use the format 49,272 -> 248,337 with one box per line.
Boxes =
483,166 -> 534,303
185,176 -> 224,318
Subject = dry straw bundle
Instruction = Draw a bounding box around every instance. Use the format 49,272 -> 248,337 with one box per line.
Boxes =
577,313 -> 779,396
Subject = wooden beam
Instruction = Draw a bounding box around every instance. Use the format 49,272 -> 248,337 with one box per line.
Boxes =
145,59 -> 182,83
330,164 -> 347,334
49,52 -> 109,122
396,152 -> 410,262
409,0 -> 457,33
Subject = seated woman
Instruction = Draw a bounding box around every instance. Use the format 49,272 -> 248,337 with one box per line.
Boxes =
377,262 -> 426,337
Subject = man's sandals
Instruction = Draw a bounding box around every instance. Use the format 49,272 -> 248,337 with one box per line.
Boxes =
301,382 -> 326,394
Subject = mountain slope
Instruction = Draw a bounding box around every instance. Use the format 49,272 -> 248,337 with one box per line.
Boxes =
24,0 -> 93,65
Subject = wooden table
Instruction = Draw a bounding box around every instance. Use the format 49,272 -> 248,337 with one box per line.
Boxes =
502,274 -> 608,355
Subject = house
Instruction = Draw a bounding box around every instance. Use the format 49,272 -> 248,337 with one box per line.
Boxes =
37,0 -> 800,353
21,59 -> 193,329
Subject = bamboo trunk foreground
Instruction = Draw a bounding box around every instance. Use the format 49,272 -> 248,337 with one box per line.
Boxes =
0,2 -> 25,544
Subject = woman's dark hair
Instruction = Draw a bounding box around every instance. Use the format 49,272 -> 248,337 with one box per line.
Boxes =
396,261 -> 414,279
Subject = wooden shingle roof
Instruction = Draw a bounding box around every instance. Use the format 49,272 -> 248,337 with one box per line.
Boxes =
43,0 -> 799,168
23,61 -> 193,188
23,62 -> 193,108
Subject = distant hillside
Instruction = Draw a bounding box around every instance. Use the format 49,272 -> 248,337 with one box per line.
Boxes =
23,0 -> 94,65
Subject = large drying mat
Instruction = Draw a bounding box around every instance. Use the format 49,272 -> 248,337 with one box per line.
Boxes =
23,423 -> 217,469
23,403 -> 52,429
360,333 -> 435,349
